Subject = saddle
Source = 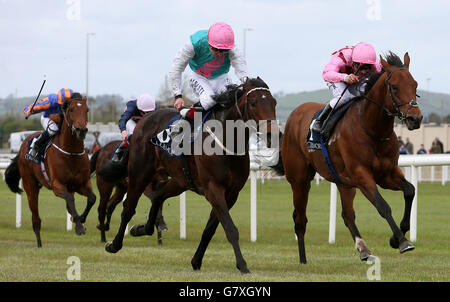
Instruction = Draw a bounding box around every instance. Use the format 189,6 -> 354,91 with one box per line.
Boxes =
307,100 -> 355,151
25,134 -> 53,164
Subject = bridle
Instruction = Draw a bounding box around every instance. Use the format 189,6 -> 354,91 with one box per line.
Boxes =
51,100 -> 86,156
359,67 -> 419,142
362,67 -> 419,121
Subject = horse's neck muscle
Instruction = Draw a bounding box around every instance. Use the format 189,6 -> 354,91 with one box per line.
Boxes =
57,123 -> 84,153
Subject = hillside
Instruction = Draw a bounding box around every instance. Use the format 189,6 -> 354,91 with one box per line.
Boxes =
1,89 -> 448,123
275,89 -> 450,121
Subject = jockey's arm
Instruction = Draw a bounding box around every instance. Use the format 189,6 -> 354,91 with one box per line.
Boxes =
168,40 -> 195,100
322,56 -> 348,83
229,47 -> 249,83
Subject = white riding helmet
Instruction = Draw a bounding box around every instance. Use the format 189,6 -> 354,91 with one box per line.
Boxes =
136,94 -> 156,112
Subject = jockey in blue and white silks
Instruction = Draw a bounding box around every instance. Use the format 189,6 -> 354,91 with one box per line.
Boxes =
111,94 -> 157,163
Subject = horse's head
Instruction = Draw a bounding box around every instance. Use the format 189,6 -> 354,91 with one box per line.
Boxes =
62,93 -> 89,141
379,52 -> 423,130
238,77 -> 280,147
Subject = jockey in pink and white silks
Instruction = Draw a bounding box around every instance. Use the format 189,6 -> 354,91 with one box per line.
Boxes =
312,42 -> 383,134
168,22 -> 249,120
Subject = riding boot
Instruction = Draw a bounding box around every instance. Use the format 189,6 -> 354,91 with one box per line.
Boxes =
312,103 -> 333,134
111,141 -> 128,163
28,131 -> 50,160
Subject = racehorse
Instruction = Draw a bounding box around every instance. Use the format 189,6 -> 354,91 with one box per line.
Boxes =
101,77 -> 279,273
4,93 -> 96,247
90,140 -> 168,244
273,52 -> 422,264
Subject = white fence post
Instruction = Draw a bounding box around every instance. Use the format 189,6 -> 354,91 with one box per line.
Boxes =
250,170 -> 257,242
180,192 -> 186,239
328,183 -> 337,244
16,180 -> 22,228
410,165 -> 418,242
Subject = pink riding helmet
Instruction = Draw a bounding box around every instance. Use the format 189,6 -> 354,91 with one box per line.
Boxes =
136,94 -> 156,112
352,42 -> 377,64
207,22 -> 235,49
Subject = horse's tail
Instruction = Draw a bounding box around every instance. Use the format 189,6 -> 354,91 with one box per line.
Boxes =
269,133 -> 285,176
5,155 -> 23,194
90,148 -> 100,174
97,160 -> 127,184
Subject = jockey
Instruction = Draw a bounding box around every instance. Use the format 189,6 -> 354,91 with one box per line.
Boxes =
312,42 -> 383,134
111,94 -> 157,163
168,21 -> 249,120
23,88 -> 74,161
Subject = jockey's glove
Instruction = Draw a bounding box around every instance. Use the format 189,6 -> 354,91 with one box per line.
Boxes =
180,108 -> 196,120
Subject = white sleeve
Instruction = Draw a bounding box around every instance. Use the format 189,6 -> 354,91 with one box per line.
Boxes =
168,40 -> 195,97
229,47 -> 249,83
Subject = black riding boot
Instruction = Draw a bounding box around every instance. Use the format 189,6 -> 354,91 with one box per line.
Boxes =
28,131 -> 50,160
111,141 -> 128,163
312,104 -> 333,134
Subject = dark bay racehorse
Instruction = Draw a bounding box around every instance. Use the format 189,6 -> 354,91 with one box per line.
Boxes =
90,140 -> 168,243
101,77 -> 278,273
274,52 -> 422,263
5,94 -> 96,247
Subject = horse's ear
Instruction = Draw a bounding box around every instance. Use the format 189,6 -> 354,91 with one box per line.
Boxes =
380,55 -> 392,72
403,52 -> 410,69
83,96 -> 87,102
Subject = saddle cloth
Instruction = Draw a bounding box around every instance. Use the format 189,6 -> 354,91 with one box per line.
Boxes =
150,111 -> 211,158
306,100 -> 355,151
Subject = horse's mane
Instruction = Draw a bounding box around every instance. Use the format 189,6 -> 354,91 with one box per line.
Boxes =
212,77 -> 269,109
364,51 -> 404,94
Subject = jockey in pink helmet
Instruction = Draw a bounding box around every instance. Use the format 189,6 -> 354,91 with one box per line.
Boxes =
168,22 -> 248,120
312,42 -> 382,134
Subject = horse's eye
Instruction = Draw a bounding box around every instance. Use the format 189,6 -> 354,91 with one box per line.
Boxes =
391,85 -> 398,92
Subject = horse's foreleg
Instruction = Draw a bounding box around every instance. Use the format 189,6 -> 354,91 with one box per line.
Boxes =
78,181 -> 96,224
379,167 -> 415,249
23,178 -> 42,247
337,186 -> 373,260
105,183 -> 127,231
96,182 -> 114,242
205,183 -> 249,274
291,181 -> 310,264
131,180 -> 183,238
105,185 -> 141,253
358,177 -> 415,254
191,190 -> 239,270
53,181 -> 86,236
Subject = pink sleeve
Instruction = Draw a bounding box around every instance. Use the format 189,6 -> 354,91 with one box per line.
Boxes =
322,55 -> 348,83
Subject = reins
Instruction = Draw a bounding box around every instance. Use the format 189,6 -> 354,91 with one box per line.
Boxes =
359,67 -> 419,142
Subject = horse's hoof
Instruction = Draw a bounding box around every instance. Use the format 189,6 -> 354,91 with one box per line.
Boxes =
399,239 -> 415,254
130,225 -> 146,237
389,236 -> 399,249
191,259 -> 202,271
158,239 -> 163,245
359,250 -> 373,261
75,224 -> 86,235
239,267 -> 251,274
105,242 -> 120,253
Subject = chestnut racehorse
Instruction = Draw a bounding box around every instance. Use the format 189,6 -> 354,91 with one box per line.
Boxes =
101,77 -> 279,273
276,52 -> 422,263
90,140 -> 168,244
5,93 -> 96,247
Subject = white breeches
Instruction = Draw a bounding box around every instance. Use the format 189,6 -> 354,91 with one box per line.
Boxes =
125,119 -> 137,137
41,115 -> 59,136
188,72 -> 233,110
327,82 -> 366,109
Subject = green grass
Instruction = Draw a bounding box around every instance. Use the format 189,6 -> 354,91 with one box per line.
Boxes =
0,177 -> 449,282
